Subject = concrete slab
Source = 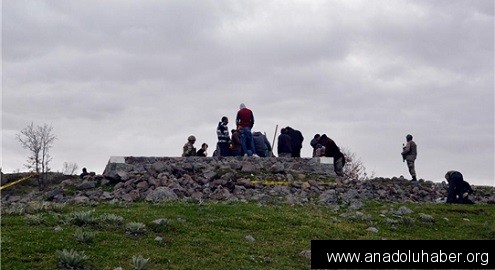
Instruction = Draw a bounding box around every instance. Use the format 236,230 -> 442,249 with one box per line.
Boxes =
319,157 -> 333,164
108,156 -> 126,164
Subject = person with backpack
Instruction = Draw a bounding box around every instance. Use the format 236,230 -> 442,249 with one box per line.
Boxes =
182,135 -> 197,157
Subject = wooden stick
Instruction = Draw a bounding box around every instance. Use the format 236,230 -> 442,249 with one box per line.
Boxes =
271,124 -> 278,156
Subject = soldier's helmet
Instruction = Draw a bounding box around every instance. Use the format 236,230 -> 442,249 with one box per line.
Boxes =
188,135 -> 196,142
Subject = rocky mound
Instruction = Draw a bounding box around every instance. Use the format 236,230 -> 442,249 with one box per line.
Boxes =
2,157 -> 494,205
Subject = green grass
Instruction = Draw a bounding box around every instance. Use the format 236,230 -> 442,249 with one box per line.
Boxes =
1,201 -> 494,269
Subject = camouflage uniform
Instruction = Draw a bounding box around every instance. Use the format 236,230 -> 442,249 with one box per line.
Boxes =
401,136 -> 417,181
182,136 -> 197,157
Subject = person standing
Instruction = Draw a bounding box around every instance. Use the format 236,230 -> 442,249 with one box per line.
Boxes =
230,129 -> 242,156
285,126 -> 304,158
318,134 -> 346,177
401,134 -> 417,181
277,128 -> 293,158
216,116 -> 231,157
252,131 -> 272,157
182,135 -> 197,157
236,103 -> 256,156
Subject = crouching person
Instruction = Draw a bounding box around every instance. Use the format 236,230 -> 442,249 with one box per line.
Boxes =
445,170 -> 474,204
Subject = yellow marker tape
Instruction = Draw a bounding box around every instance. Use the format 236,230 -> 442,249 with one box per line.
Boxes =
0,174 -> 39,191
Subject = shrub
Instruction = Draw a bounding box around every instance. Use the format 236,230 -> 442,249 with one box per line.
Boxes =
341,147 -> 374,181
51,203 -> 66,213
132,255 -> 150,270
74,229 -> 96,244
70,210 -> 96,226
125,222 -> 147,236
24,214 -> 44,225
99,213 -> 124,226
57,249 -> 88,269
3,204 -> 26,215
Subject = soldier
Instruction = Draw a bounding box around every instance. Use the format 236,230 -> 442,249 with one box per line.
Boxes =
182,135 -> 197,157
401,134 -> 417,181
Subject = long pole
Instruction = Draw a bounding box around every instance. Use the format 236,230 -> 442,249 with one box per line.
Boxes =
271,124 -> 278,156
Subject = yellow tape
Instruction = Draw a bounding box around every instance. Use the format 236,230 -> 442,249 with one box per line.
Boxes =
0,174 -> 39,191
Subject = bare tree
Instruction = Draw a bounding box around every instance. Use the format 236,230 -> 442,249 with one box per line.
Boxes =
16,122 -> 56,189
341,147 -> 374,181
62,162 -> 79,175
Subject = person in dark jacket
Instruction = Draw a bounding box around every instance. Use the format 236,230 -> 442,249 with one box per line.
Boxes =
230,129 -> 242,156
310,134 -> 321,157
318,134 -> 346,177
285,126 -> 304,157
196,143 -> 208,157
277,128 -> 292,158
445,170 -> 474,204
252,131 -> 272,157
216,116 -> 231,157
80,168 -> 89,179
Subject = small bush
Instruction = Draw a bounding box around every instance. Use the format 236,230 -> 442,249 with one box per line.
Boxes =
24,214 -> 44,225
99,213 -> 124,226
57,249 -> 88,269
51,203 -> 66,213
25,201 -> 46,214
70,210 -> 96,226
3,204 -> 26,215
132,255 -> 150,270
126,222 -> 147,236
74,229 -> 96,244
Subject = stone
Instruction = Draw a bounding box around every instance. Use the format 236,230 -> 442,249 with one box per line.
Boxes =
145,187 -> 178,203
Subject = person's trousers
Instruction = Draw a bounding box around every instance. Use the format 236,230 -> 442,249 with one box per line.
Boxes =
240,127 -> 256,156
406,160 -> 416,178
218,142 -> 229,157
334,156 -> 345,177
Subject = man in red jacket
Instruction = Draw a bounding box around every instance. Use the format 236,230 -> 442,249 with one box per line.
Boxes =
236,103 -> 256,156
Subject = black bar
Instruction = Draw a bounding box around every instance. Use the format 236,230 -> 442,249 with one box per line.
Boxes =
311,240 -> 494,269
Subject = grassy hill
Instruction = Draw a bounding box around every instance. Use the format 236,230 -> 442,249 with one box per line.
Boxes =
2,200 -> 494,269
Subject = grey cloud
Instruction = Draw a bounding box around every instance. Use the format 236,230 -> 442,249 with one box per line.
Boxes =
2,0 -> 493,186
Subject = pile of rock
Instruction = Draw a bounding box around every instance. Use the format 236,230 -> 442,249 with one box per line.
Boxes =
2,156 -> 494,205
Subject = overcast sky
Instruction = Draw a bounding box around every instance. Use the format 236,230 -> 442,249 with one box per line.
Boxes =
2,0 -> 494,186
